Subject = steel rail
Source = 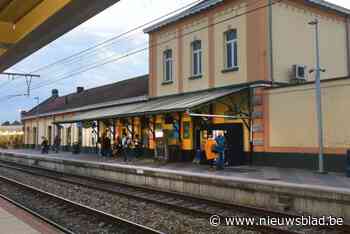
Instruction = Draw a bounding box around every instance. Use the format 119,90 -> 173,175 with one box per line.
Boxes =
0,160 -> 348,234
0,193 -> 74,234
0,173 -> 163,234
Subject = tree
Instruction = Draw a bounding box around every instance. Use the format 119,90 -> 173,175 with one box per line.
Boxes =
11,120 -> 21,126
1,121 -> 10,126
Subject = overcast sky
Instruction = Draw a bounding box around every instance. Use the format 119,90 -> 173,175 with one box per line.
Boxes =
0,0 -> 349,122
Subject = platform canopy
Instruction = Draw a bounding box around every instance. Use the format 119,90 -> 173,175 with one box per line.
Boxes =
55,86 -> 247,124
0,0 -> 120,72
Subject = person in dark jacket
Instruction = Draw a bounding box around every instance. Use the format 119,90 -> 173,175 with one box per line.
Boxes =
101,133 -> 111,157
41,137 -> 49,154
215,133 -> 225,170
53,135 -> 61,153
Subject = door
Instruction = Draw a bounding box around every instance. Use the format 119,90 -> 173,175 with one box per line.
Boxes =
202,123 -> 245,166
225,125 -> 245,166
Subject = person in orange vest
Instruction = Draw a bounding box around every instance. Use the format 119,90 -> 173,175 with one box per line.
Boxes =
204,133 -> 217,168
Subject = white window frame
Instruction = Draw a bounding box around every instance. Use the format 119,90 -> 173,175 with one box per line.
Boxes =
163,49 -> 173,82
225,30 -> 238,69
191,40 -> 202,77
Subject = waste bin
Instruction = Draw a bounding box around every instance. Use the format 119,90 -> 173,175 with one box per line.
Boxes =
347,150 -> 350,177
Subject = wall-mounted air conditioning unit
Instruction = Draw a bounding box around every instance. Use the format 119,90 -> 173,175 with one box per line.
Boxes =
292,64 -> 307,81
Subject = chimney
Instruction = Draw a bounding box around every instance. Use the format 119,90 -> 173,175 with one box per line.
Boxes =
77,87 -> 84,93
52,89 -> 59,98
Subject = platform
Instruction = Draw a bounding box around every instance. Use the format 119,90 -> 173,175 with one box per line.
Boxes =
1,149 -> 349,190
0,196 -> 61,234
0,149 -> 350,223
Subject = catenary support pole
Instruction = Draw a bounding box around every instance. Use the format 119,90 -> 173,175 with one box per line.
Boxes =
309,18 -> 325,173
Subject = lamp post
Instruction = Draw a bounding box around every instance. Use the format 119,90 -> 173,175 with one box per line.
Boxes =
309,18 -> 326,174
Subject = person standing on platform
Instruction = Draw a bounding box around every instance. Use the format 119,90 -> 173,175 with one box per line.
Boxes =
104,135 -> 112,157
41,137 -> 49,154
122,132 -> 129,162
53,134 -> 61,153
112,136 -> 122,157
215,132 -> 225,170
133,134 -> 142,158
100,133 -> 106,157
205,134 -> 217,169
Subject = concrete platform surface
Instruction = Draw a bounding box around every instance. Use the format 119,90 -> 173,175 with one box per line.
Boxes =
1,149 -> 350,192
2,149 -> 350,222
0,196 -> 61,234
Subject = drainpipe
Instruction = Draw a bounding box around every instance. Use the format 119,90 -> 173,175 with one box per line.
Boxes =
248,87 -> 253,166
346,16 -> 350,76
268,0 -> 274,81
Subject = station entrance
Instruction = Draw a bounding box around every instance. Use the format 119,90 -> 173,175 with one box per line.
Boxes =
195,123 -> 246,166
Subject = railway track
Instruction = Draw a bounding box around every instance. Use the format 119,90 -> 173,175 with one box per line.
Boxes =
0,173 -> 163,234
0,160 -> 348,234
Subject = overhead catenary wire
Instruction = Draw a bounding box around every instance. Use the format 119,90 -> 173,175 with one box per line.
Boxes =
28,0 -> 267,88
0,0 -> 282,101
32,0 -> 266,80
30,0 -> 282,91
0,0 -> 203,92
2,0 -> 346,101
0,68 -> 31,90
29,0 -> 204,74
0,0 -> 204,92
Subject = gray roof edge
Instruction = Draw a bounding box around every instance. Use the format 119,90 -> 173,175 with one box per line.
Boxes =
144,0 -> 224,33
144,0 -> 350,34
307,0 -> 350,15
21,95 -> 148,121
54,86 -> 252,124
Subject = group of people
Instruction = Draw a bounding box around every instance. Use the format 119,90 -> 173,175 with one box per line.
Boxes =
41,135 -> 61,154
198,132 -> 226,170
99,131 -> 142,162
40,130 -> 225,169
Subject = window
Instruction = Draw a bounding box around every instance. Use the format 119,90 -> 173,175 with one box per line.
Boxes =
191,40 -> 202,76
225,29 -> 238,69
163,49 -> 173,82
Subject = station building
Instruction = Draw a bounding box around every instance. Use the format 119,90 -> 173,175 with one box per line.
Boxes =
22,0 -> 350,172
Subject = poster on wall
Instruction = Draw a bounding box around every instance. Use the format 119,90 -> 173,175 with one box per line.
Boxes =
183,122 -> 190,139
172,122 -> 179,140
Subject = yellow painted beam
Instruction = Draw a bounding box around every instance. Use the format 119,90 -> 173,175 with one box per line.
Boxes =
0,21 -> 14,43
13,0 -> 71,42
0,48 -> 6,56
0,0 -> 71,45
0,0 -> 43,23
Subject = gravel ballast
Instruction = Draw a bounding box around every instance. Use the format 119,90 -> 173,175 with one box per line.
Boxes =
0,166 -> 257,234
